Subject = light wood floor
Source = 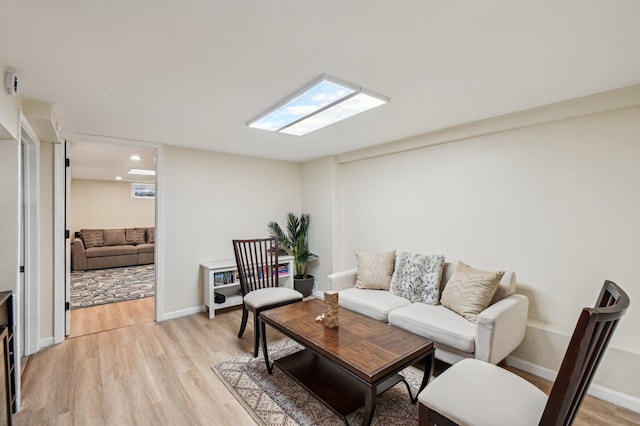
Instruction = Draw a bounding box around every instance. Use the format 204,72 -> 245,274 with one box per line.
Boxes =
15,305 -> 640,425
70,297 -> 156,337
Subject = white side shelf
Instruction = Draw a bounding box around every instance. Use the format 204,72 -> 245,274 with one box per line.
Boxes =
201,255 -> 294,319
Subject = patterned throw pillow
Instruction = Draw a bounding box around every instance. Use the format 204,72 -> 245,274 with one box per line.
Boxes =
390,252 -> 445,304
125,228 -> 146,245
146,227 -> 155,243
80,230 -> 104,248
355,250 -> 396,290
440,261 -> 504,322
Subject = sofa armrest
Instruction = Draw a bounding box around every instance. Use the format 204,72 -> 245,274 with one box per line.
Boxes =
327,269 -> 357,291
474,294 -> 529,364
72,239 -> 87,271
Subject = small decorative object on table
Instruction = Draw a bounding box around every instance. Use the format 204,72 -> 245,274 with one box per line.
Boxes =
315,290 -> 339,328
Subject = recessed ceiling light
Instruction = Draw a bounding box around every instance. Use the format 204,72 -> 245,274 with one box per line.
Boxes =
129,169 -> 155,176
130,155 -> 142,161
247,75 -> 389,136
115,176 -> 122,180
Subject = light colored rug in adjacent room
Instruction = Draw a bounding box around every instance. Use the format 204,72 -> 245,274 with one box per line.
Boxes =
70,264 -> 155,309
213,339 -> 423,426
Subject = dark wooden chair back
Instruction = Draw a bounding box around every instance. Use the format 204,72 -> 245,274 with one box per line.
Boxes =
232,238 -> 280,296
540,280 -> 630,425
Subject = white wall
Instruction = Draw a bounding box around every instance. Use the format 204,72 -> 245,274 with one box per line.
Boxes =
0,64 -> 21,294
332,106 -> 640,400
0,65 -> 20,140
302,156 -> 340,292
162,145 -> 301,315
0,141 -> 19,294
70,179 -> 155,237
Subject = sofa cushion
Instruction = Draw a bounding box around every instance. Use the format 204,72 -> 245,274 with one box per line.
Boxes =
339,287 -> 411,322
388,303 -> 476,353
146,227 -> 155,243
441,261 -> 504,322
103,229 -> 126,246
136,243 -> 155,254
80,229 -> 104,248
390,252 -> 445,304
85,245 -> 138,258
355,250 -> 395,290
125,228 -> 146,245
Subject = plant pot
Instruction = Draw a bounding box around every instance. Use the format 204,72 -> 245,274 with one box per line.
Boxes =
294,275 -> 314,297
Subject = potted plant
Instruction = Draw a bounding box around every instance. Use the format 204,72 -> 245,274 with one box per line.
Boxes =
268,212 -> 318,297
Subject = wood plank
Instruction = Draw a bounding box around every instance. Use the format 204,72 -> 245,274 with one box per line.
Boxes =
70,297 -> 155,337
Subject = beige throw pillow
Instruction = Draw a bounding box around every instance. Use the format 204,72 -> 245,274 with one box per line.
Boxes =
355,251 -> 396,290
103,229 -> 126,246
440,261 -> 504,322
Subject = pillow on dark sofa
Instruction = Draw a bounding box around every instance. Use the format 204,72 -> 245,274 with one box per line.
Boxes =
103,229 -> 127,246
125,228 -> 146,245
80,229 -> 104,248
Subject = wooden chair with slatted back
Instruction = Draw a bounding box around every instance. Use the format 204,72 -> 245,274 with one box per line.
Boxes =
233,238 -> 303,357
418,280 -> 630,426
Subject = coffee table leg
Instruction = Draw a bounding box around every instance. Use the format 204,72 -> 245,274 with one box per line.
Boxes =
362,386 -> 376,426
260,317 -> 274,374
412,351 -> 434,404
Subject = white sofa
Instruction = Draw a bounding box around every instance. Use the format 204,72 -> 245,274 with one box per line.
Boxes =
328,262 -> 529,365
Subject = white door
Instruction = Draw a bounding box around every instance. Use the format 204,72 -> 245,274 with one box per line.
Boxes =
18,140 -> 26,356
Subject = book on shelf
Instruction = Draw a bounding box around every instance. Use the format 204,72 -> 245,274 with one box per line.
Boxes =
213,271 -> 236,286
253,264 -> 289,279
278,263 -> 289,276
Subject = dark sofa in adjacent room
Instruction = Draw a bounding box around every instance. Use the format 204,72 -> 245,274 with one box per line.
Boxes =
71,227 -> 155,271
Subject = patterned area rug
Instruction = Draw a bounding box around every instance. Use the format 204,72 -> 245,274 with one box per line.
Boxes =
70,264 -> 155,309
213,339 -> 423,425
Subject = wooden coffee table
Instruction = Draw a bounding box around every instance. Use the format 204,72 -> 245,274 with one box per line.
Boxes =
260,298 -> 434,426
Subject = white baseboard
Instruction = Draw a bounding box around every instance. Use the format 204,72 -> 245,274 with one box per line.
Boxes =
311,289 -> 324,299
39,337 -> 54,348
161,306 -> 204,321
508,356 -> 640,414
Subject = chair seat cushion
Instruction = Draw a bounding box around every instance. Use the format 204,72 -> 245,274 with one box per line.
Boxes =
418,358 -> 547,426
388,303 -> 476,353
338,287 -> 411,322
243,287 -> 303,310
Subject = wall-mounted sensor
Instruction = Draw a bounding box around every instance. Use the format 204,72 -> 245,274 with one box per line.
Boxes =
5,69 -> 19,95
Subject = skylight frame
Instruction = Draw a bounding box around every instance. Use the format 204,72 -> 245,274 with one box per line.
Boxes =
246,74 -> 389,136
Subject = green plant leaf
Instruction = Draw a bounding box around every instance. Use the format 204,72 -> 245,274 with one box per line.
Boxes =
267,212 -> 318,278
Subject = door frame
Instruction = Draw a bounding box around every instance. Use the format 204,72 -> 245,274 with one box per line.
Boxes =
53,141 -> 66,342
52,136 -> 164,343
18,112 -> 40,357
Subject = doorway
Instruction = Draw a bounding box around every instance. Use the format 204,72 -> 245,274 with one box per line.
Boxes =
64,140 -> 158,337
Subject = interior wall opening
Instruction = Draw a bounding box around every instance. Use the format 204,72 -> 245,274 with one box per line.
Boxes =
65,140 -> 157,337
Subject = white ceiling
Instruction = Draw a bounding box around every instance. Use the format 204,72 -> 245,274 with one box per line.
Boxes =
69,141 -> 156,183
1,1 -> 640,163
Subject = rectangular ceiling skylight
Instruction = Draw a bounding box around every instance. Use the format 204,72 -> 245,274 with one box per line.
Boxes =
247,75 -> 388,136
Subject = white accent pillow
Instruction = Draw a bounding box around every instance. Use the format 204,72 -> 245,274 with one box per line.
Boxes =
390,252 -> 445,304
